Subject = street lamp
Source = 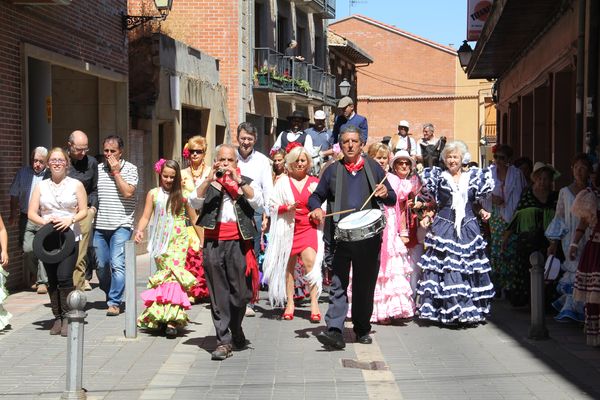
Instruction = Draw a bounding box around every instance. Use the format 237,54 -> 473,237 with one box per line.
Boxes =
338,78 -> 351,97
457,40 -> 473,72
122,0 -> 173,31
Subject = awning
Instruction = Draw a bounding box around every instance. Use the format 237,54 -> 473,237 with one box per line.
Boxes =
467,0 -> 568,79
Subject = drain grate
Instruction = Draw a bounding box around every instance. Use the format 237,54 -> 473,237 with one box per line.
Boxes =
341,359 -> 388,370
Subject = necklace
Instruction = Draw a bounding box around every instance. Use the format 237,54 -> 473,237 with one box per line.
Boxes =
190,163 -> 205,178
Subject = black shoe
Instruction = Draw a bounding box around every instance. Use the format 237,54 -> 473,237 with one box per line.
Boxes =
165,325 -> 177,338
233,336 -> 248,350
356,334 -> 372,344
316,330 -> 345,349
211,344 -> 233,361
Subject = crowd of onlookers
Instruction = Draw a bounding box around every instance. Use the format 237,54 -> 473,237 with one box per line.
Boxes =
1,97 -> 599,355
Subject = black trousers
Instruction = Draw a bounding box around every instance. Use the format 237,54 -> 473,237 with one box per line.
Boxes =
325,235 -> 381,337
203,240 -> 252,346
45,245 -> 79,290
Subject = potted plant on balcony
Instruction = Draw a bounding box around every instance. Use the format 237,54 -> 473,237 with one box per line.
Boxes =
295,79 -> 312,93
254,66 -> 270,86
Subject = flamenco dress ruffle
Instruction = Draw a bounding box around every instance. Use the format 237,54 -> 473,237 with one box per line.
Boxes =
0,265 -> 12,330
184,242 -> 210,300
138,267 -> 197,329
417,214 -> 495,324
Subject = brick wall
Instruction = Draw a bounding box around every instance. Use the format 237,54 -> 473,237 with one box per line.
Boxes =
129,0 -> 241,136
0,1 -> 127,289
330,17 -> 457,142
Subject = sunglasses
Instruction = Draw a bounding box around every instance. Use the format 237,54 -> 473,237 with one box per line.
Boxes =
190,149 -> 205,155
396,160 -> 411,166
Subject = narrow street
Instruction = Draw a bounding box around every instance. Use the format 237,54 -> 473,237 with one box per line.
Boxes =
1,254 -> 599,400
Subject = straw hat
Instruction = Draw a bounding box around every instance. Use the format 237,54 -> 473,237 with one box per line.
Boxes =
391,150 -> 415,168
531,161 -> 560,180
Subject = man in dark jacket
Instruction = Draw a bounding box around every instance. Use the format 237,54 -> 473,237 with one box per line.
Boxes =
189,144 -> 263,361
308,125 -> 396,349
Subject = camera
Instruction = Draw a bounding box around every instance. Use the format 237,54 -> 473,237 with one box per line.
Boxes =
215,169 -> 225,178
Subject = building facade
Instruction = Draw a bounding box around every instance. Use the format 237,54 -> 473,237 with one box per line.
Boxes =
330,15 -> 493,159
128,0 -> 337,153
0,0 -> 129,289
468,0 -> 599,187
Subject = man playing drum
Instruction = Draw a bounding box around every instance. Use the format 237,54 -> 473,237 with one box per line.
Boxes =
307,125 -> 396,349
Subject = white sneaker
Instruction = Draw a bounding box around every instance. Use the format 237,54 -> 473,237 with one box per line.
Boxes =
245,305 -> 256,317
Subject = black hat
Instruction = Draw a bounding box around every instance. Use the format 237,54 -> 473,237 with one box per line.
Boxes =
287,110 -> 309,122
33,223 -> 76,264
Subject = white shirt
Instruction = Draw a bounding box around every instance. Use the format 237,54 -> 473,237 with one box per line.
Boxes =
188,180 -> 263,223
272,131 -> 315,156
37,177 -> 82,240
237,149 -> 273,216
394,135 -> 418,157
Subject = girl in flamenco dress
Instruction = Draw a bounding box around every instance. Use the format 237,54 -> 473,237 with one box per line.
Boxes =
134,159 -> 197,338
0,214 -> 11,331
416,141 -> 495,325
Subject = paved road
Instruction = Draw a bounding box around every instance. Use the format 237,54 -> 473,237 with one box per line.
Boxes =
1,254 -> 599,399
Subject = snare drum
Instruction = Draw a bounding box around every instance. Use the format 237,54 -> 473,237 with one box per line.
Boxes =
334,209 -> 386,242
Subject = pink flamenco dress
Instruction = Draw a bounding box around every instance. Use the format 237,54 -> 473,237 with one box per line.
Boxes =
181,169 -> 210,301
137,188 -> 197,330
348,173 -> 415,323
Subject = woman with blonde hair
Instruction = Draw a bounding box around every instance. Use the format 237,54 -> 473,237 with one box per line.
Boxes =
263,143 -> 323,322
28,147 -> 88,336
180,135 -> 210,301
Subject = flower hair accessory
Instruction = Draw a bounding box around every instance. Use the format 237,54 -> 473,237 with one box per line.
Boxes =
182,143 -> 190,159
269,146 -> 281,158
285,141 -> 303,154
154,158 -> 167,174
491,144 -> 498,154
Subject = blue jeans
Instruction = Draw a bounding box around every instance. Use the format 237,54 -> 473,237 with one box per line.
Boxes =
94,227 -> 132,307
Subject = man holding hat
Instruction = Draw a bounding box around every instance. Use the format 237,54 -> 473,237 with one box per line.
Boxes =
271,110 -> 315,153
390,120 -> 418,159
332,96 -> 368,144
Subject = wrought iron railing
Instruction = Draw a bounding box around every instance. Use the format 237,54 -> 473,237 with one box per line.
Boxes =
484,122 -> 497,143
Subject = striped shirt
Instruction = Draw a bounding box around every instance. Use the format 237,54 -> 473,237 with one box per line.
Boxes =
96,160 -> 138,230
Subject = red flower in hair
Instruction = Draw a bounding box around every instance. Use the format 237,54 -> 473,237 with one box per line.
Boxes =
154,158 -> 167,174
182,144 -> 190,159
285,141 -> 303,154
269,146 -> 281,158
491,144 -> 498,154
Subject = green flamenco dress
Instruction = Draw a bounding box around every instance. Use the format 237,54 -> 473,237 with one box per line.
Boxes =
138,188 -> 197,329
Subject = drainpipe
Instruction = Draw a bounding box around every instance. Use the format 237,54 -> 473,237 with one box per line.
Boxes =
576,0 -> 585,152
587,0 -> 599,160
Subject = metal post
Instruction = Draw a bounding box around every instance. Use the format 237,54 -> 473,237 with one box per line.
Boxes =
61,290 -> 87,400
529,251 -> 549,340
124,240 -> 137,339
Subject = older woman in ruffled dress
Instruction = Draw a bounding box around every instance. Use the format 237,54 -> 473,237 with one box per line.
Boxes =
416,141 -> 495,325
570,169 -> 600,346
134,159 -> 197,338
348,144 -> 415,323
180,136 -> 211,301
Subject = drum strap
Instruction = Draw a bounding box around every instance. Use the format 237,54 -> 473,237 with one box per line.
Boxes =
333,161 -> 344,223
363,158 -> 378,209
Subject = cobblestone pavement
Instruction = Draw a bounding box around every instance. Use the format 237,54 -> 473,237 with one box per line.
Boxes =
1,254 -> 599,399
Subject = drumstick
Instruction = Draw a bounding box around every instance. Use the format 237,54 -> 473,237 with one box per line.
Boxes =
359,175 -> 389,211
323,208 -> 355,218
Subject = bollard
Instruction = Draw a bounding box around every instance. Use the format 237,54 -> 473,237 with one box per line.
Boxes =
528,251 -> 549,340
124,240 -> 137,338
62,290 -> 87,400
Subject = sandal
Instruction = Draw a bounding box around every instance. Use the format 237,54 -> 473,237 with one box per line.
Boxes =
310,313 -> 321,323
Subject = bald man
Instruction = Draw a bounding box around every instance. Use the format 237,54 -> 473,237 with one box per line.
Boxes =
67,130 -> 98,291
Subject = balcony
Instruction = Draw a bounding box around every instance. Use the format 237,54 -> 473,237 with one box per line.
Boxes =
253,47 -> 335,105
483,122 -> 497,144
294,0 -> 335,19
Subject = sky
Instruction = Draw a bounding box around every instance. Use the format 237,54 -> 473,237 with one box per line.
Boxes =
334,0 -> 469,50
